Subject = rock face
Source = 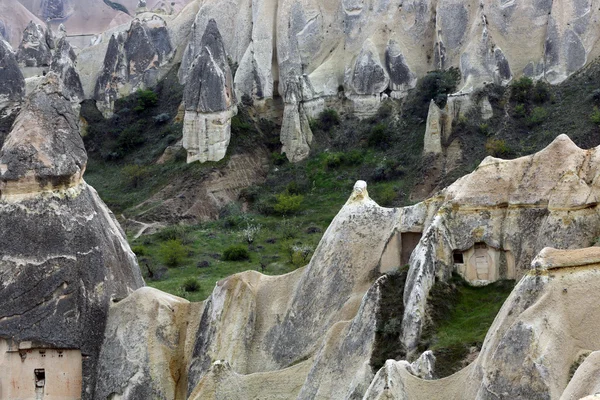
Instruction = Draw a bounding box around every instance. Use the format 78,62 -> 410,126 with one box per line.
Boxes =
364,247 -> 600,399
16,20 -> 52,67
0,0 -> 45,49
50,37 -> 84,104
95,287 -> 202,400
182,19 -> 237,163
93,181 -> 404,399
0,72 -> 144,399
401,134 -> 600,355
0,38 -> 25,135
94,15 -> 174,117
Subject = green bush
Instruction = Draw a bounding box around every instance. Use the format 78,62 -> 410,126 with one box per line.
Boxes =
510,76 -> 534,103
231,115 -> 253,132
122,165 -> 149,188
371,185 -> 397,207
158,239 -> 187,267
410,67 -> 461,118
274,193 -> 304,215
527,107 -> 549,127
532,81 -> 551,104
183,277 -> 200,292
313,109 -> 340,132
478,123 -> 489,135
223,244 -> 250,261
155,225 -> 193,245
115,123 -> 145,155
272,152 -> 288,166
485,138 -> 511,157
591,107 -> 600,125
131,245 -> 148,257
134,89 -> 158,113
323,152 -> 343,169
513,103 -> 526,118
368,123 -> 389,149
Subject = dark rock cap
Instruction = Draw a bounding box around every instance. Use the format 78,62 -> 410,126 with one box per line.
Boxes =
183,19 -> 236,113
0,39 -> 25,105
16,21 -> 53,67
50,37 -> 84,101
0,72 -> 86,196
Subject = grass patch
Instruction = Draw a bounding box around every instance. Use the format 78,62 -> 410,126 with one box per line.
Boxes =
419,275 -> 515,378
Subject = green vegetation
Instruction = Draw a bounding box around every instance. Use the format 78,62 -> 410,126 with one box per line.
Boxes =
183,277 -> 201,292
158,239 -> 186,267
222,245 -> 250,261
419,275 -> 515,378
371,266 -> 409,370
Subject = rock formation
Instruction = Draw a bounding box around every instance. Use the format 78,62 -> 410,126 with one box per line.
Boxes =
0,72 -> 144,399
16,20 -> 53,68
365,246 -> 600,399
94,15 -> 174,117
0,38 -> 25,145
94,180 -> 402,398
91,166 -> 600,399
182,19 -> 237,163
50,37 -> 84,105
401,134 -> 600,355
95,287 -> 202,400
0,0 -> 45,49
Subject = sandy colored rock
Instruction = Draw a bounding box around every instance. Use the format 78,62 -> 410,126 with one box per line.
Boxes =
182,19 -> 237,163
95,287 -> 203,400
365,247 -> 600,399
402,134 -> 600,355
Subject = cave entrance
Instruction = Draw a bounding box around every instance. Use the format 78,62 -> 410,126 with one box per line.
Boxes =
401,232 -> 422,266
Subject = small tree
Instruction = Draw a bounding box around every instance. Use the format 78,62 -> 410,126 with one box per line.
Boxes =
274,193 -> 303,215
158,239 -> 186,267
223,245 -> 250,261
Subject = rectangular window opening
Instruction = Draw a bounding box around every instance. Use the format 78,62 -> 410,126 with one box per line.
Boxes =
453,251 -> 464,264
34,369 -> 45,388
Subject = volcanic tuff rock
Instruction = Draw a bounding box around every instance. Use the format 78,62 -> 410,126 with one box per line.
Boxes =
0,38 -> 25,129
364,247 -> 600,399
182,19 -> 237,163
94,15 -> 174,117
0,0 -> 44,49
0,72 -> 144,398
50,37 -> 84,105
93,181 -> 402,399
16,20 -> 52,67
95,287 -> 203,400
401,134 -> 600,355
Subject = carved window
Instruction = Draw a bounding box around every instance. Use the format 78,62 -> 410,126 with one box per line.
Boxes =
453,251 -> 464,264
34,369 -> 45,388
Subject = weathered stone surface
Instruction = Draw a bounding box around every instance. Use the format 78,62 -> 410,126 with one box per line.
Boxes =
16,21 -> 52,67
0,72 -> 144,399
50,37 -> 84,103
95,287 -> 202,400
364,247 -> 600,399
401,135 -> 600,355
0,0 -> 45,49
182,19 -> 237,163
185,181 -> 401,398
94,15 -> 174,117
0,38 -> 25,123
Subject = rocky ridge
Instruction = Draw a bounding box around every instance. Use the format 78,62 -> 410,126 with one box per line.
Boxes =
0,72 -> 144,399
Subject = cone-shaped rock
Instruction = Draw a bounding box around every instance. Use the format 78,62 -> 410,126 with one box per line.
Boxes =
0,72 -> 144,399
182,19 -> 237,163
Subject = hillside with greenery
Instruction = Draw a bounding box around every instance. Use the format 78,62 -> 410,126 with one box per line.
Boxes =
82,60 -> 600,370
